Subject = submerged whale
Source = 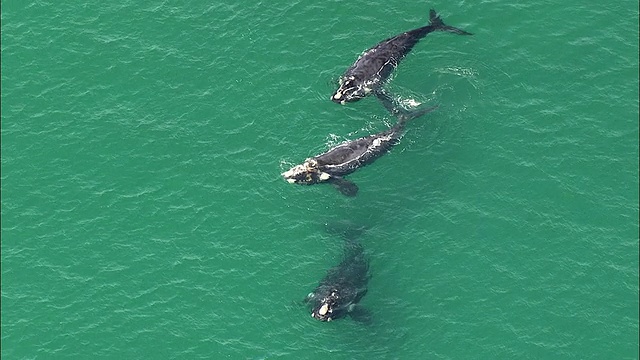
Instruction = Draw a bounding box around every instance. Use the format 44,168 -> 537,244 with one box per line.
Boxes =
282,91 -> 438,196
331,9 -> 472,104
305,224 -> 370,322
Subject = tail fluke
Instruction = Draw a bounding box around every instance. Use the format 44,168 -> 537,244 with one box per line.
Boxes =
428,9 -> 473,35
404,104 -> 439,122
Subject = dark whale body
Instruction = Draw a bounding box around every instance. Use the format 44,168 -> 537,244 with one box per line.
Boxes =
282,92 -> 438,196
331,9 -> 472,104
305,225 -> 370,322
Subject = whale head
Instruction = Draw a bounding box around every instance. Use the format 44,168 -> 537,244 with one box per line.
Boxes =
331,76 -> 367,104
309,289 -> 344,322
281,159 -> 331,185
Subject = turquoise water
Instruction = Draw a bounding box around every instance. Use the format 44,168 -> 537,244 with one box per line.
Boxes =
2,1 -> 638,359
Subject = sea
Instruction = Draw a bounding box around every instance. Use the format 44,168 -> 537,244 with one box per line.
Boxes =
1,1 -> 638,359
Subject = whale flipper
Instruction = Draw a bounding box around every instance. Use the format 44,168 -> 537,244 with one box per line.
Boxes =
329,177 -> 359,197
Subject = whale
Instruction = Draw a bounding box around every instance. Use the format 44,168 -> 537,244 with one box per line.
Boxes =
282,91 -> 438,196
305,224 -> 370,322
331,9 -> 472,104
